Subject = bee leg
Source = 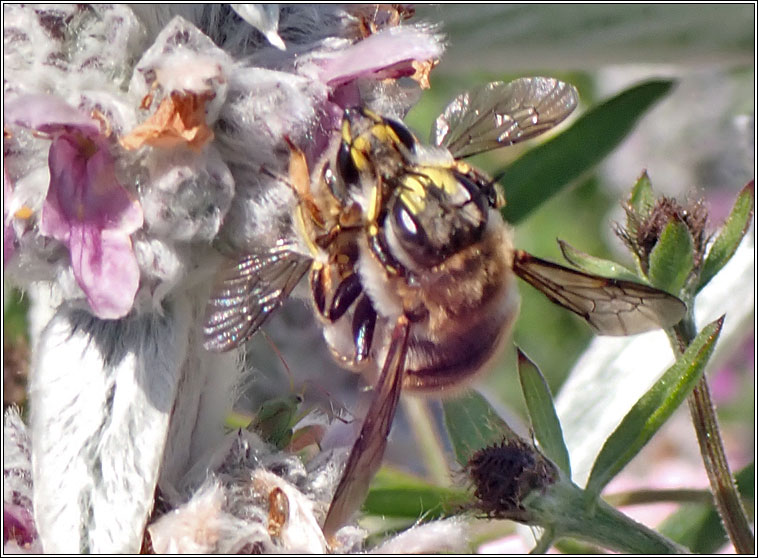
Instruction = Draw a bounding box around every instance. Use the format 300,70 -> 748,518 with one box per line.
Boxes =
310,266 -> 328,318
327,273 -> 363,321
352,295 -> 377,362
337,114 -> 361,187
323,316 -> 410,542
367,225 -> 403,276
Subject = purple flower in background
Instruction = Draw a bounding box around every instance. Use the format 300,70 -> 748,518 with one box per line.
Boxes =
5,94 -> 143,319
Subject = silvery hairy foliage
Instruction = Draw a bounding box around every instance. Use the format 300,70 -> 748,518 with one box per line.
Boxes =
3,4 -> 449,553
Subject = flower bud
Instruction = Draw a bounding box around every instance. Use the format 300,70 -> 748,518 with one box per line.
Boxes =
466,437 -> 559,523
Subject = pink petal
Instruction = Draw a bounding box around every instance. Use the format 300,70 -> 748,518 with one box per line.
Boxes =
83,142 -> 143,233
3,504 -> 37,546
39,134 -> 87,243
317,27 -> 443,87
38,128 -> 143,319
43,133 -> 143,235
4,93 -> 100,136
68,224 -> 141,319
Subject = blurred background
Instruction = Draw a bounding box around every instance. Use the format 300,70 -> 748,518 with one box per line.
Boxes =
404,1 -> 754,438
3,5 -> 754,548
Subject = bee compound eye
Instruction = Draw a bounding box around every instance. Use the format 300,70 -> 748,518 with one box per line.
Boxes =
390,199 -> 446,268
392,199 -> 425,246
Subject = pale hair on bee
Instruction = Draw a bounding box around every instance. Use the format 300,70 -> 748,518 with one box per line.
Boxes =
203,76 -> 686,541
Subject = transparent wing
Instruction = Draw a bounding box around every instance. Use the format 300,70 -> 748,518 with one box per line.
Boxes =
432,77 -> 579,159
322,317 -> 411,540
512,250 -> 686,336
203,241 -> 312,352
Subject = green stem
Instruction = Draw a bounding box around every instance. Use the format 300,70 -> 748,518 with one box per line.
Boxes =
402,396 -> 450,486
670,316 -> 755,554
532,479 -> 688,554
530,527 -> 555,554
605,488 -> 715,507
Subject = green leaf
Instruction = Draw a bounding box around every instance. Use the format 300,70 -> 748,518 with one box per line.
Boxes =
3,286 -> 29,343
585,316 -> 724,498
558,239 -> 643,283
647,220 -> 694,295
443,390 -> 518,466
697,180 -> 755,292
249,394 -> 302,448
627,170 -> 655,215
517,349 -> 571,477
363,467 -> 470,520
500,80 -> 675,224
225,410 -> 253,430
658,463 -> 754,553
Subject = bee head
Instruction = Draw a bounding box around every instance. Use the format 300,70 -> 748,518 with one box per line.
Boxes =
386,166 -> 492,269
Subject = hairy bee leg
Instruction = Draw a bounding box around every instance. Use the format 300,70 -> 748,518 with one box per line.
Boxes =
323,316 -> 411,541
285,136 -> 310,199
367,224 -> 403,276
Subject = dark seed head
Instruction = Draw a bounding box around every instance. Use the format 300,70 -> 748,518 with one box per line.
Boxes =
466,437 -> 558,522
617,196 -> 709,274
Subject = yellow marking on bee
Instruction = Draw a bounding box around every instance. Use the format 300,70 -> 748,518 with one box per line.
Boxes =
350,134 -> 370,171
351,147 -> 369,172
400,175 -> 427,198
352,135 -> 370,152
397,176 -> 427,214
370,124 -> 389,142
398,191 -> 424,215
370,123 -> 401,148
360,107 -> 382,122
341,118 -> 353,143
417,167 -> 460,196
367,183 -> 382,221
336,253 -> 350,265
454,161 -> 472,174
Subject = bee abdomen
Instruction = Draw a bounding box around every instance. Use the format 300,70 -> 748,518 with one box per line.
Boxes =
402,284 -> 519,392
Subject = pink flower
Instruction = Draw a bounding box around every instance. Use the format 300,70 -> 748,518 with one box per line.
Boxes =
5,94 -> 143,319
3,504 -> 37,548
316,26 -> 442,88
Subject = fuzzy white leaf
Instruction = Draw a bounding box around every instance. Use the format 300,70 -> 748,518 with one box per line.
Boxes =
29,301 -> 192,552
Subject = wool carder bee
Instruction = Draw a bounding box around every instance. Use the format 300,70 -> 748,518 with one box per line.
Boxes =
203,77 -> 686,539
